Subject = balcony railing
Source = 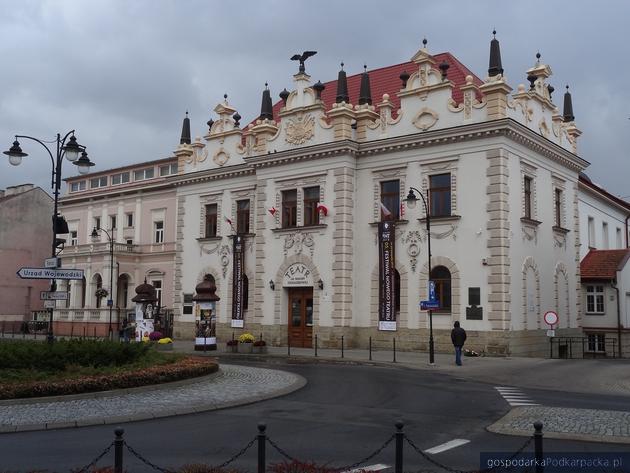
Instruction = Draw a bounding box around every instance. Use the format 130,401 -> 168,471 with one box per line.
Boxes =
61,241 -> 175,256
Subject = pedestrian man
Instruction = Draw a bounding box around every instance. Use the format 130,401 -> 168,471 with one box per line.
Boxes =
451,321 -> 467,366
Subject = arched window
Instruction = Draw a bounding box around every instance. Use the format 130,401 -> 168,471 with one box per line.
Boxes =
243,274 -> 249,310
394,269 -> 400,313
430,266 -> 451,311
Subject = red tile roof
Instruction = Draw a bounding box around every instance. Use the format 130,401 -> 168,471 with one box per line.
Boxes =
580,249 -> 630,280
265,52 -> 483,124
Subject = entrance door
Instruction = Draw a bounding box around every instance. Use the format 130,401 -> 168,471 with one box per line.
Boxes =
288,287 -> 313,348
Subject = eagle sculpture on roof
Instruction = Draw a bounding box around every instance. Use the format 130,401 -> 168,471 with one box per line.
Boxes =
290,51 -> 317,74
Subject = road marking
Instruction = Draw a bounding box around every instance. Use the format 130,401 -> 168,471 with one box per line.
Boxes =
495,386 -> 538,406
424,439 -> 470,455
342,463 -> 390,473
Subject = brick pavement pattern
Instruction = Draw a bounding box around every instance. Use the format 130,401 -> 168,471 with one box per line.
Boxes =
488,406 -> 630,444
0,364 -> 305,432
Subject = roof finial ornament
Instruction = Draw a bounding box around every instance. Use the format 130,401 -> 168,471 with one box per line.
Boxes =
259,83 -> 273,121
180,110 -> 191,145
290,51 -> 317,74
335,62 -> 349,104
563,85 -> 575,122
492,29 -> 496,39
358,65 -> 373,106
536,51 -> 541,64
422,37 -> 428,48
340,62 -> 344,70
488,29 -> 504,77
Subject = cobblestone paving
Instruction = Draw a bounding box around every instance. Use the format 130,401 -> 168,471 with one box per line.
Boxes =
0,364 -> 304,431
488,406 -> 630,444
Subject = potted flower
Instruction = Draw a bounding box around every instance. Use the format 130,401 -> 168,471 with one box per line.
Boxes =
156,337 -> 174,351
238,333 -> 255,353
252,339 -> 267,354
226,339 -> 238,353
95,288 -> 108,299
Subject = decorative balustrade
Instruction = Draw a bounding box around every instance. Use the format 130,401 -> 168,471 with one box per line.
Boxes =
61,241 -> 175,256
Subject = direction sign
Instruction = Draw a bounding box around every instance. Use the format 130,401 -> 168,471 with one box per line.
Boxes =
17,267 -> 84,280
43,300 -> 56,309
40,291 -> 69,301
420,300 -> 440,310
44,257 -> 60,269
544,310 -> 558,326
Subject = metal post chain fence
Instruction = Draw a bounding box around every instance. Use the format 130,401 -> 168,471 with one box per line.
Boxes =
74,442 -> 114,473
330,434 -> 396,472
124,441 -> 175,473
214,436 -> 257,469
266,436 -> 300,462
404,434 -> 534,473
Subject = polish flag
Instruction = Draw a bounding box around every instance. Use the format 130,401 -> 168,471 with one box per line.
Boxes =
380,202 -> 392,218
268,207 -> 277,217
316,203 -> 328,216
224,216 -> 234,226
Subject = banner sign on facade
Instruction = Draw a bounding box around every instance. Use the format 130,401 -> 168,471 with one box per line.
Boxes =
231,235 -> 245,328
378,221 -> 396,331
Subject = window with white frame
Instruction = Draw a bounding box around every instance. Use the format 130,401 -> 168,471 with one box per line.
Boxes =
94,216 -> 101,230
70,181 -> 86,192
588,217 -> 595,248
126,213 -> 134,227
602,222 -> 609,249
154,221 -> 164,243
90,176 -> 108,189
111,172 -> 130,185
110,215 -> 117,230
587,333 -> 605,352
134,168 -> 154,181
151,280 -> 162,309
183,293 -> 193,315
586,285 -> 605,314
554,188 -> 563,227
523,176 -> 533,219
159,163 -> 178,176
70,230 -> 78,246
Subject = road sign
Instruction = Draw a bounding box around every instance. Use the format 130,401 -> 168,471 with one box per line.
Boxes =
420,300 -> 440,310
43,300 -> 56,309
546,329 -> 555,338
40,291 -> 68,300
44,257 -> 60,268
544,310 -> 558,326
428,280 -> 437,302
16,267 -> 84,280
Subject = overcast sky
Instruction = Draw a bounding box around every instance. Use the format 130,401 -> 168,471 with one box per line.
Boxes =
1,0 -> 628,199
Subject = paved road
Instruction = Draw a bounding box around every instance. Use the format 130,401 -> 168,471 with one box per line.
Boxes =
1,359 -> 629,472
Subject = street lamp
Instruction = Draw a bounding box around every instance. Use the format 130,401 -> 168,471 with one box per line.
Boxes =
91,227 -> 115,340
4,132 -> 95,343
404,186 -> 435,365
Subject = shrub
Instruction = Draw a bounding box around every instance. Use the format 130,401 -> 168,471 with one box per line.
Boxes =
253,340 -> 266,347
238,333 -> 255,344
149,331 -> 164,341
226,339 -> 238,346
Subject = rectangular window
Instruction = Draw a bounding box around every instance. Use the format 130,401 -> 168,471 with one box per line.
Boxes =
468,287 -> 480,306
282,190 -> 298,228
126,239 -> 133,245
111,172 -> 130,185
303,186 -> 320,226
159,163 -> 178,176
602,222 -> 609,249
524,176 -> 532,219
94,217 -> 101,230
70,181 -> 86,192
429,174 -> 451,217
380,180 -> 400,221
183,293 -> 193,315
70,231 -> 78,246
90,176 -> 108,189
110,216 -> 116,230
236,200 -> 250,234
587,334 -> 606,352
154,221 -> 164,243
152,280 -> 162,309
134,168 -> 155,181
205,204 -> 218,237
588,217 -> 595,248
586,285 -> 605,314
617,228 -> 622,248
554,188 -> 562,227
126,213 -> 134,227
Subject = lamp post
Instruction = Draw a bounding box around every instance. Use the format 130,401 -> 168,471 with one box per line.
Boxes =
4,132 -> 94,343
404,186 -> 434,365
91,227 -> 115,340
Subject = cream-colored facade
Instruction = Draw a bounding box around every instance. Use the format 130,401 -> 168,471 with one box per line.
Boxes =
60,38 -> 619,356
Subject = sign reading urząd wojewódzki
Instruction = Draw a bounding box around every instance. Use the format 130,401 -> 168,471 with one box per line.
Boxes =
17,267 -> 84,280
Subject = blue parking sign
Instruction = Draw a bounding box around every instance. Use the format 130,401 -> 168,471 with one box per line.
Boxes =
428,280 -> 436,302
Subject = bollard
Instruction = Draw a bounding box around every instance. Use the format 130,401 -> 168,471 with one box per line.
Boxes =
534,421 -> 543,473
393,338 -> 396,363
257,423 -> 266,473
114,427 -> 124,473
369,336 -> 372,361
341,335 -> 344,358
314,334 -> 318,357
395,420 -> 404,473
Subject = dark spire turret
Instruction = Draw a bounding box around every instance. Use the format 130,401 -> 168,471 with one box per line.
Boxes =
488,30 -> 504,77
358,65 -> 372,106
260,83 -> 273,120
313,80 -> 325,99
180,111 -> 191,145
335,62 -> 349,103
563,85 -> 575,122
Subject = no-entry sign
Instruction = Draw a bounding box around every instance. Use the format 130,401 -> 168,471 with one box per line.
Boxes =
544,310 -> 558,326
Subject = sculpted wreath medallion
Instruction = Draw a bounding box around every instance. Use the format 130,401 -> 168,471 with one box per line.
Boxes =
285,115 -> 315,145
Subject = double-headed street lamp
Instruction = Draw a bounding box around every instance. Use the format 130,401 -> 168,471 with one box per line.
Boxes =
91,227 -> 115,340
404,186 -> 435,365
4,131 -> 95,343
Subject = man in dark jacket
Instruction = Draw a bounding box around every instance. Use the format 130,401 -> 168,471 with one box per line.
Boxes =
451,321 -> 467,366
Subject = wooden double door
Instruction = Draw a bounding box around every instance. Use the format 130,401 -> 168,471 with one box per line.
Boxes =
288,287 -> 313,348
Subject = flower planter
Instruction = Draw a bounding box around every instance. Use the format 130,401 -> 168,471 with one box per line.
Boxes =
226,344 -> 238,353
238,342 -> 253,354
252,345 -> 267,354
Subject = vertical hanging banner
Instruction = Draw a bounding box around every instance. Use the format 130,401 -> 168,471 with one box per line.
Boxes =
231,235 -> 245,328
378,221 -> 396,331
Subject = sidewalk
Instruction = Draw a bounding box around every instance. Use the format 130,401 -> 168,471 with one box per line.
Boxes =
173,341 -> 630,397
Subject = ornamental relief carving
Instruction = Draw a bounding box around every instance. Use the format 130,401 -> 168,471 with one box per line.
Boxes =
402,230 -> 423,272
185,143 -> 209,166
283,230 -> 315,257
213,147 -> 230,166
521,225 -> 538,243
412,108 -> 439,131
285,114 -> 315,145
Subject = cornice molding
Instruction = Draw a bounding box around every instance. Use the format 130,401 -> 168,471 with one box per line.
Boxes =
171,164 -> 254,187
